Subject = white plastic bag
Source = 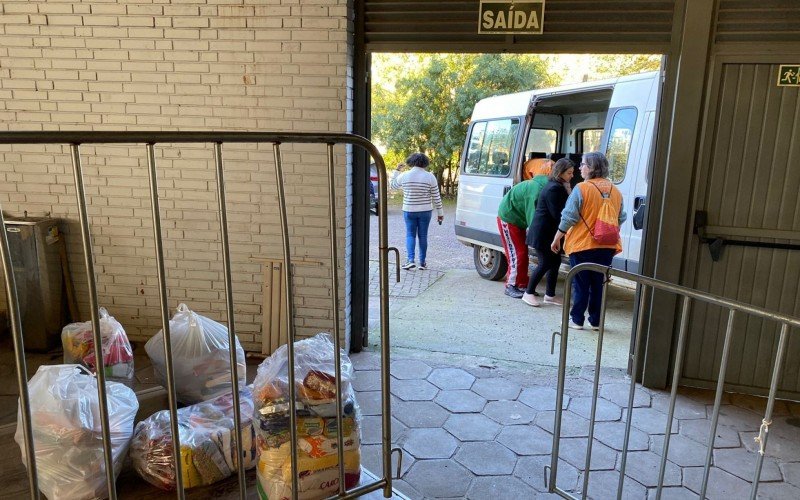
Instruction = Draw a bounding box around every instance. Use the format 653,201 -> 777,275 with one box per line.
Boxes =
145,303 -> 246,405
253,333 -> 361,500
130,386 -> 257,490
61,307 -> 135,388
15,364 -> 139,500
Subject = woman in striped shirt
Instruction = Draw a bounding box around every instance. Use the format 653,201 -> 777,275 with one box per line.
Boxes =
390,152 -> 444,270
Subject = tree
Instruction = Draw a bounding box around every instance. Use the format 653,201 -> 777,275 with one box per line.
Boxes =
372,54 -> 558,191
589,54 -> 661,79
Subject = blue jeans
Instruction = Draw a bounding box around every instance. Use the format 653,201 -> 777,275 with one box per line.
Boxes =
403,210 -> 432,264
569,248 -> 615,326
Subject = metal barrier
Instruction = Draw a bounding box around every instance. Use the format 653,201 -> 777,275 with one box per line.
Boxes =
0,132 -> 394,500
547,263 -> 800,500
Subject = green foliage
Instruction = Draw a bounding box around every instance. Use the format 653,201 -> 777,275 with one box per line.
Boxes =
590,54 -> 661,79
372,54 -> 558,178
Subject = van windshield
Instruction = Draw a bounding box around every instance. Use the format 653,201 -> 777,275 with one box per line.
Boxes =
464,118 -> 519,176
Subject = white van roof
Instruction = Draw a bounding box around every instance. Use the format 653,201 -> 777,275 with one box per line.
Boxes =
470,71 -> 659,121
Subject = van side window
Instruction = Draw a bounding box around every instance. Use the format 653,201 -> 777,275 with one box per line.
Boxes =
579,128 -> 603,153
525,128 -> 557,155
464,118 -> 519,176
605,108 -> 637,183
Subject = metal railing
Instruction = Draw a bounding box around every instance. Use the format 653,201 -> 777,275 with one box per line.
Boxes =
0,131 -> 394,500
547,263 -> 800,500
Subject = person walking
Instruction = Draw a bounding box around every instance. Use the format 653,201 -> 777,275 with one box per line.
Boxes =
390,153 -> 444,270
522,158 -> 574,306
496,159 -> 553,298
551,152 -> 626,329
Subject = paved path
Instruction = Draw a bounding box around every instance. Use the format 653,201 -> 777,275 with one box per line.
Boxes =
351,349 -> 800,500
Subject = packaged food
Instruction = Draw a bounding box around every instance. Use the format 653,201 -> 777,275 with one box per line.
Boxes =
145,303 -> 246,404
130,387 -> 257,490
253,333 -> 362,499
61,307 -> 134,387
15,364 -> 138,500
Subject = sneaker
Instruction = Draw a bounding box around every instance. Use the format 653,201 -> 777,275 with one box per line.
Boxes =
589,323 -> 601,331
543,295 -> 562,306
521,293 -> 541,307
568,320 -> 584,330
401,261 -> 416,270
418,263 -> 428,270
504,285 -> 524,299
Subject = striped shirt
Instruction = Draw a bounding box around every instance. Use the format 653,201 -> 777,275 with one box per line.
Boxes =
390,167 -> 444,216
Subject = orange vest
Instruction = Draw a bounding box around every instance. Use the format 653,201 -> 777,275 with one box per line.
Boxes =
564,179 -> 624,255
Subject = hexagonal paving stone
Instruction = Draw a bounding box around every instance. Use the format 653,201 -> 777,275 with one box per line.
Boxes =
712,447 -> 782,482
427,367 -> 476,390
535,410 -> 590,438
356,390 -> 383,416
360,444 -> 413,477
569,397 -> 623,422
600,382 -> 651,408
434,390 -> 487,413
402,428 -> 458,459
390,359 -> 432,380
782,462 -> 800,488
471,377 -> 522,400
564,377 -> 595,397
361,416 -> 406,445
624,407 -> 678,435
649,433 -> 709,467
583,470 -> 647,500
444,413 -> 502,441
392,378 -> 439,401
392,400 -> 450,428
484,400 -> 538,425
647,486 -> 700,499
351,351 -> 381,371
741,416 -> 800,461
753,481 -> 800,500
455,441 -> 517,475
519,385 -> 570,411
714,404 -> 762,431
593,421 -> 650,451
679,418 -> 741,448
651,393 -> 708,420
353,370 -> 382,391
623,451 -> 681,488
497,425 -> 553,455
514,455 -> 580,493
557,437 -> 618,471
466,476 -> 538,499
683,466 -> 752,499
404,459 -> 473,498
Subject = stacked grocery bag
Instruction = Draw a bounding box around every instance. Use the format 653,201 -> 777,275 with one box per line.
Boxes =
15,364 -> 139,500
130,303 -> 253,489
253,333 -> 362,500
130,387 -> 258,489
61,307 -> 135,388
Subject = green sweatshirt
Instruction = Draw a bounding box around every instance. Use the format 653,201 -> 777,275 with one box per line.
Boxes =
497,175 -> 548,229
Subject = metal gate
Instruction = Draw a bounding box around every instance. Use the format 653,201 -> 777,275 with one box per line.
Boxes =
0,131 -> 395,500
548,263 -> 800,499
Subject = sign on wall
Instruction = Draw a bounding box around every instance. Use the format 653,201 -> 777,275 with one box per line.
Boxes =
777,65 -> 800,86
478,0 -> 545,35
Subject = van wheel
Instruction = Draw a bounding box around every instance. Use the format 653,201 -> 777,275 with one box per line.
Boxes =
474,246 -> 507,281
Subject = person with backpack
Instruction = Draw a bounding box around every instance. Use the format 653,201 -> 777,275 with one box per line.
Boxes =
550,152 -> 626,330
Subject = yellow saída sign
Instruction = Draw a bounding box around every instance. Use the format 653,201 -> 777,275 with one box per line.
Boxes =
478,0 -> 545,35
777,65 -> 800,86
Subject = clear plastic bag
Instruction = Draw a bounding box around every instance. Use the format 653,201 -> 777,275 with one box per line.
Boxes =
145,303 -> 246,405
15,364 -> 139,500
253,333 -> 361,500
61,307 -> 135,388
130,386 -> 257,490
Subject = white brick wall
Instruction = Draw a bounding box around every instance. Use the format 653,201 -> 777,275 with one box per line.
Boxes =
0,0 -> 353,352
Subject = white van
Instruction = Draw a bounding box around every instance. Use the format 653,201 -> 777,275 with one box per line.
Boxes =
455,71 -> 661,280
